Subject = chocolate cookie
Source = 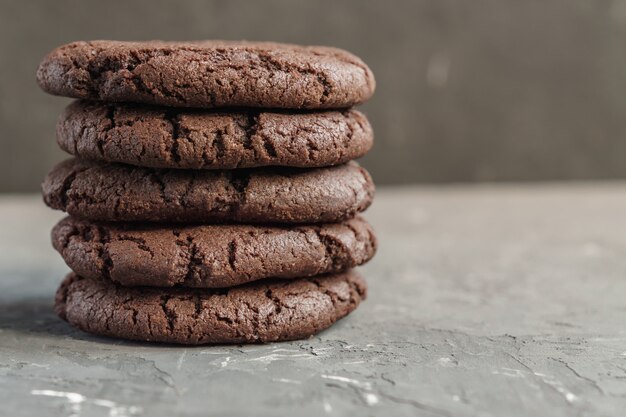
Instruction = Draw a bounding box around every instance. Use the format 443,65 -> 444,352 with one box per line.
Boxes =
42,159 -> 374,223
57,101 -> 373,169
52,215 -> 376,288
37,40 -> 375,109
55,271 -> 367,344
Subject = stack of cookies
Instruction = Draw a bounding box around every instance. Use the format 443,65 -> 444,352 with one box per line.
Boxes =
36,40 -> 377,344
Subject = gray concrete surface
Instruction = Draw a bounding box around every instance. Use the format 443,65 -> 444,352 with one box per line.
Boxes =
4,0 -> 626,191
1,184 -> 626,416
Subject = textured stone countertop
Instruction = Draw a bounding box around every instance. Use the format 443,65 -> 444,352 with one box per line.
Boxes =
1,184 -> 626,417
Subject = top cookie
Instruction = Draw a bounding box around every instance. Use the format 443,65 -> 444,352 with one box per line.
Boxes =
36,40 -> 375,109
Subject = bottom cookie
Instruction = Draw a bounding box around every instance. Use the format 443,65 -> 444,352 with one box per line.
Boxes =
55,271 -> 367,344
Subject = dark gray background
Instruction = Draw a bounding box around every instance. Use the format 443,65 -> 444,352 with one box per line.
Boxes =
2,0 -> 626,192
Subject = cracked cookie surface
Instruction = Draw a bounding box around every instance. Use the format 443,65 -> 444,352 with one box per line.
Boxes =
55,270 -> 367,344
42,158 -> 375,223
57,101 -> 374,169
37,40 -> 375,109
52,216 -> 377,288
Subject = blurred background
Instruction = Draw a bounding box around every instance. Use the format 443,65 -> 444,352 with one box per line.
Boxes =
1,0 -> 626,192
